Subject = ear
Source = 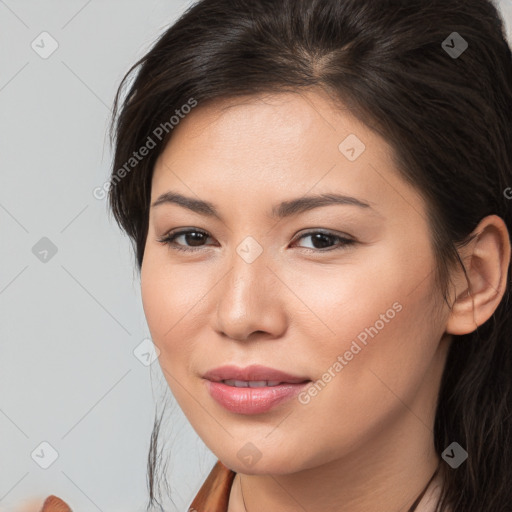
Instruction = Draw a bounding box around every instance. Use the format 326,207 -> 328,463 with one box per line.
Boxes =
445,215 -> 511,336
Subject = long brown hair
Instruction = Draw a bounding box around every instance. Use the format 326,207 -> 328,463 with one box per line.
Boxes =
108,1 -> 512,510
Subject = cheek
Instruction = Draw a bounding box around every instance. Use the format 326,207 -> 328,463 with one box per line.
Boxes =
140,247 -> 223,387
295,237 -> 440,401
140,257 -> 203,415
140,251 -> 198,357
285,244 -> 431,353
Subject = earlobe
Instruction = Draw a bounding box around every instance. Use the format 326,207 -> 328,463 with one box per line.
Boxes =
445,215 -> 511,336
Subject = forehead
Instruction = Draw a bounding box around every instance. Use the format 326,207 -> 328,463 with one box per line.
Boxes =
151,90 -> 428,224
157,90 -> 380,166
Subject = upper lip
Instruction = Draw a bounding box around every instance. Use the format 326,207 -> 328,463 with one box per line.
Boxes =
203,364 -> 310,384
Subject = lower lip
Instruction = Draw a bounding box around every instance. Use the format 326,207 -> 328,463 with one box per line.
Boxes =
205,380 -> 310,415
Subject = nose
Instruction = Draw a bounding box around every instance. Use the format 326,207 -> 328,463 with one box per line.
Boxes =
215,246 -> 288,342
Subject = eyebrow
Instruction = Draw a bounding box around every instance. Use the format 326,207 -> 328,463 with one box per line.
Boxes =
151,191 -> 381,219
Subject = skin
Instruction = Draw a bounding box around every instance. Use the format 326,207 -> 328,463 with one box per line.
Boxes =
140,89 -> 511,512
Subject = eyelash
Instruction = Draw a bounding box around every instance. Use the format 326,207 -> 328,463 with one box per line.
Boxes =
157,229 -> 355,253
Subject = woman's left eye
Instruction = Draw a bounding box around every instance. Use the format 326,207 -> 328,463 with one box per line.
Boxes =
157,229 -> 355,252
293,231 -> 355,251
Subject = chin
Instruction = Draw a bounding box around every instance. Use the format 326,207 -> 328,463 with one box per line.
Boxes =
214,443 -> 320,476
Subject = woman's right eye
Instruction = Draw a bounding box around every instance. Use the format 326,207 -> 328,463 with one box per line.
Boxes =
157,229 -> 213,252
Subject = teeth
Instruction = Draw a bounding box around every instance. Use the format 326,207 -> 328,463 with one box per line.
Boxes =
248,380 -> 268,388
223,379 -> 282,387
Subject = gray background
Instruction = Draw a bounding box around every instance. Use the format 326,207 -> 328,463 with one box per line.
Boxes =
1,1 -> 511,511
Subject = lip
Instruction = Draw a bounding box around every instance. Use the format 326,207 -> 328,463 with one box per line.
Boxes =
202,364 -> 310,383
202,364 -> 311,415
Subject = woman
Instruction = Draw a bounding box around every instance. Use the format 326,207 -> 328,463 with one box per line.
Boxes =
41,0 -> 512,510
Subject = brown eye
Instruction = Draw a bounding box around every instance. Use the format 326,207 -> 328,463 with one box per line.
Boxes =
157,229 -> 213,252
293,231 -> 355,251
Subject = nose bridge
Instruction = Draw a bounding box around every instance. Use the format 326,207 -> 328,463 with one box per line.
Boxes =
215,239 -> 285,340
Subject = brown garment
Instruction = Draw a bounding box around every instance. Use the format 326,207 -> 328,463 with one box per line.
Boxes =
188,460 -> 237,512
40,460 -> 235,512
40,495 -> 72,512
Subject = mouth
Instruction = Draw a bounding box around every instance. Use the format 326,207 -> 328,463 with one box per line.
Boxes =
220,379 -> 300,387
202,364 -> 310,384
202,364 -> 312,414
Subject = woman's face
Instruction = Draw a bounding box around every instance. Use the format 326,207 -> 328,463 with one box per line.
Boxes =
141,90 -> 452,474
